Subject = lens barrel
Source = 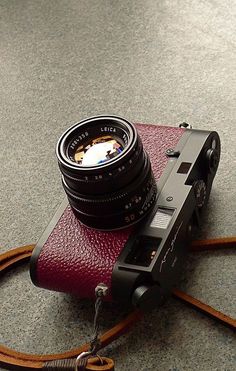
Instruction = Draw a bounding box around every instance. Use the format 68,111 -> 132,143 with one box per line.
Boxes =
57,116 -> 157,230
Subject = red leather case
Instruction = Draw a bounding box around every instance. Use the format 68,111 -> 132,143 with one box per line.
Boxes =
31,124 -> 184,300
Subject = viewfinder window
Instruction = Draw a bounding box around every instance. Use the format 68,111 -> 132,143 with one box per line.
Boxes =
177,162 -> 192,174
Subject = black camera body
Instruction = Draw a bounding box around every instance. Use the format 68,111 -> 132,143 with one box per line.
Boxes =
113,127 -> 220,309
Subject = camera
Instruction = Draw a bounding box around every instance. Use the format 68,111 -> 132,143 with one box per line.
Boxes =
30,116 -> 220,310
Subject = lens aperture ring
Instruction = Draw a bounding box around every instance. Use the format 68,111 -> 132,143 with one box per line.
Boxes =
71,177 -> 157,230
62,153 -> 154,216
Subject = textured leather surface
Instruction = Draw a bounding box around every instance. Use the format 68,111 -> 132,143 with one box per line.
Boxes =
35,124 -> 184,299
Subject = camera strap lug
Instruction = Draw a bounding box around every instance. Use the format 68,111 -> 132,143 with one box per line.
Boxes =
75,283 -> 112,371
179,122 -> 192,129
165,148 -> 180,157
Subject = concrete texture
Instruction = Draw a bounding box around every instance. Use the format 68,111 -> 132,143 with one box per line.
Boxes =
0,1 -> 235,370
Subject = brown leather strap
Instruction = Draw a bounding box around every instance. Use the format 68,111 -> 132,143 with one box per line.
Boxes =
1,237 -> 235,370
173,289 -> 235,330
190,236 -> 236,252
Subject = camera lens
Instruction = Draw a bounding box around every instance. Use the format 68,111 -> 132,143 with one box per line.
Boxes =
56,116 -> 157,230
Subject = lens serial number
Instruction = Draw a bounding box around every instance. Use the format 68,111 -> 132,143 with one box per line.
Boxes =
70,132 -> 89,149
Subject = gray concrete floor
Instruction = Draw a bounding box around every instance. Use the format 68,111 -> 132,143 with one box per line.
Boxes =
0,1 -> 235,370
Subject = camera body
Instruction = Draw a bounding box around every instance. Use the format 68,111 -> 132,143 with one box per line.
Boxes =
30,122 -> 220,310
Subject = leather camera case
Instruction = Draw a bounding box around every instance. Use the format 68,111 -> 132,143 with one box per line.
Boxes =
30,124 -> 185,300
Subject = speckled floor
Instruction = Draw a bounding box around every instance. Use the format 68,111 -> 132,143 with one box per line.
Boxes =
0,1 -> 235,370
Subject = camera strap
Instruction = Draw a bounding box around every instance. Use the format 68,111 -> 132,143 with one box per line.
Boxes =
1,237 -> 235,370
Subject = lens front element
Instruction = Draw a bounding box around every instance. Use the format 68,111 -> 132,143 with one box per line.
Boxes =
73,135 -> 124,166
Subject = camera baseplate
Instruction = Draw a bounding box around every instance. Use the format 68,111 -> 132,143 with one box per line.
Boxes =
112,129 -> 220,310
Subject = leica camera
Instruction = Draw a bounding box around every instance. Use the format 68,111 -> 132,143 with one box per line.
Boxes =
30,116 -> 220,310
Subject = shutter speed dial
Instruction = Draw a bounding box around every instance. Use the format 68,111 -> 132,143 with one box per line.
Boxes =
193,180 -> 207,208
